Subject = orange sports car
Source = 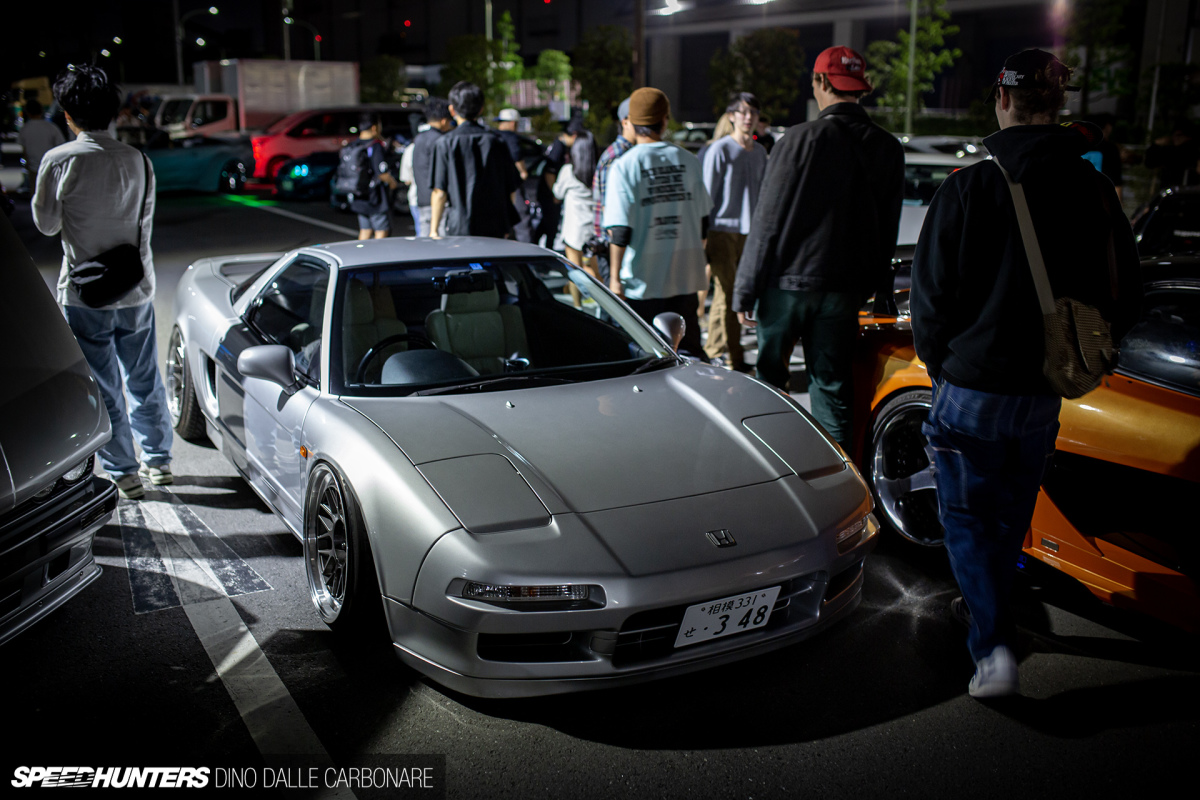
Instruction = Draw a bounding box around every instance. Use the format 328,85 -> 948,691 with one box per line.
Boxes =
852,257 -> 1200,633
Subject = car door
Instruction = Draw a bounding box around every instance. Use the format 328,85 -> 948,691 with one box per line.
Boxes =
218,256 -> 328,532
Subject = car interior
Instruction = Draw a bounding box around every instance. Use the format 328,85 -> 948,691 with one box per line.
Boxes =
335,258 -> 657,392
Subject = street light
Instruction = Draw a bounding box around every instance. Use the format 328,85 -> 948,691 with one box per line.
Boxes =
284,16 -> 322,61
174,3 -> 219,86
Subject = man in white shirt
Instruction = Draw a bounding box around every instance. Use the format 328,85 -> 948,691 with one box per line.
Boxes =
33,65 -> 173,501
17,99 -> 64,193
603,87 -> 711,358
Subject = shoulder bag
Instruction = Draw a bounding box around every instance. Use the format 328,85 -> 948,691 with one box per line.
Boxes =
994,158 -> 1116,399
68,153 -> 150,308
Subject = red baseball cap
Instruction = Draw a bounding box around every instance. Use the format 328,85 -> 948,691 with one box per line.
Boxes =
814,46 -> 872,93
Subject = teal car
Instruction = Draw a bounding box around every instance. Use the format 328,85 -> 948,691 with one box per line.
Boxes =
143,132 -> 253,193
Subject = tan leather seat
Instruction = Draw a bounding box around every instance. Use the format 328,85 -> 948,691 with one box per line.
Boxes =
343,279 -> 407,382
425,285 -> 529,375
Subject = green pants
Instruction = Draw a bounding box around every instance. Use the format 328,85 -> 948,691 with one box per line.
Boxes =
755,288 -> 860,448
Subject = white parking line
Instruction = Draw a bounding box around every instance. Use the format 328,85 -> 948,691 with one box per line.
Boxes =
133,496 -> 355,799
226,196 -> 359,237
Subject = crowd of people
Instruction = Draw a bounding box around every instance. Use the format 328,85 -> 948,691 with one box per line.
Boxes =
16,45 -> 1147,702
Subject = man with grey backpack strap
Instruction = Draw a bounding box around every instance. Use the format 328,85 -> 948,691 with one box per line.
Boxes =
910,49 -> 1141,699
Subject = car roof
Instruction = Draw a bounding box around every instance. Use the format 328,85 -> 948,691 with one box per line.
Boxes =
305,236 -> 561,268
903,151 -> 986,166
275,103 -> 424,123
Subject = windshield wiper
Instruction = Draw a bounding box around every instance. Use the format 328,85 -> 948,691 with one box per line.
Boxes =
631,355 -> 679,375
413,375 -> 576,397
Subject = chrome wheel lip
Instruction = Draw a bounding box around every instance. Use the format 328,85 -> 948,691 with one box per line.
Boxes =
306,467 -> 348,622
165,328 -> 185,426
870,396 -> 944,547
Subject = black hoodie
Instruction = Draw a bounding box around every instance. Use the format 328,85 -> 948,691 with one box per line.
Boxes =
910,124 -> 1142,395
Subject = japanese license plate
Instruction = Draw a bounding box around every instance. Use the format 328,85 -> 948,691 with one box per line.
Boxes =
673,586 -> 781,648
281,179 -> 294,191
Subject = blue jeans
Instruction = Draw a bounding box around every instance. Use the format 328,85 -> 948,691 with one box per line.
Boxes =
65,301 -> 173,477
922,379 -> 1060,662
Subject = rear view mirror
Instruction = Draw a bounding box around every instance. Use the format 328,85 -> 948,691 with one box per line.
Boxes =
653,312 -> 686,350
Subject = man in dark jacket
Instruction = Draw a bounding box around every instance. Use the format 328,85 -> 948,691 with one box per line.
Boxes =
733,46 -> 903,448
910,49 -> 1141,698
430,82 -> 521,238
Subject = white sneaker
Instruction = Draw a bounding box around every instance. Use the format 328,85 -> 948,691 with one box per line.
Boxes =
138,464 -> 174,486
113,473 -> 145,500
968,645 -> 1020,698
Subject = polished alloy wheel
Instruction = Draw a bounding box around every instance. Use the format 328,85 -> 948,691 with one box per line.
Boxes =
166,327 -> 186,426
306,467 -> 349,622
869,390 -> 944,546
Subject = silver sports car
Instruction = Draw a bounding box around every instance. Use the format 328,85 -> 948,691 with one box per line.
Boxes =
169,237 -> 877,697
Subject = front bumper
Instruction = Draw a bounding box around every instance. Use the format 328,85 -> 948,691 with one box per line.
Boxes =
0,475 -> 117,646
386,514 -> 878,698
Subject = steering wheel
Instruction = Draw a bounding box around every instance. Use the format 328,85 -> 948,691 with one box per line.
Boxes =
354,332 -> 436,383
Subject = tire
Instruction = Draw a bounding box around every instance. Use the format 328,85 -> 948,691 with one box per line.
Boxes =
218,159 -> 247,193
304,463 -> 383,633
266,156 -> 290,180
867,388 -> 944,547
166,327 -> 208,442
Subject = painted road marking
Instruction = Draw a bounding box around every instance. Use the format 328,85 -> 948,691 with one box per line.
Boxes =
126,493 -> 354,798
224,194 -> 358,237
117,496 -> 271,613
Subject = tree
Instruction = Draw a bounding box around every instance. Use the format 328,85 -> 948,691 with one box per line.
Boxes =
709,28 -> 804,126
532,49 -> 572,108
574,25 -> 633,144
438,10 -> 524,117
1065,0 -> 1135,115
866,0 -> 962,131
360,55 -> 407,104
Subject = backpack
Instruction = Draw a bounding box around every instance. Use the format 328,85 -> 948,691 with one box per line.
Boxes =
334,139 -> 375,197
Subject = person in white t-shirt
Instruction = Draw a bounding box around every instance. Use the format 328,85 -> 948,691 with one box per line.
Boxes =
32,65 -> 173,501
603,87 -> 711,358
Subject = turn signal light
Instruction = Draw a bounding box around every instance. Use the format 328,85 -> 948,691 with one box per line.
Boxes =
463,583 -> 589,602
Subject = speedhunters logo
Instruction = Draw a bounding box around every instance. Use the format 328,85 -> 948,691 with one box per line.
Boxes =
12,766 -> 210,788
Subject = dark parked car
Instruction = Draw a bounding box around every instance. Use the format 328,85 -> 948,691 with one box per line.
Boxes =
0,213 -> 117,646
1132,184 -> 1200,257
274,151 -> 339,201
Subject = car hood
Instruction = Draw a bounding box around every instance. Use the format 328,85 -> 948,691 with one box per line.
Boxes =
344,364 -> 846,516
0,216 -> 110,513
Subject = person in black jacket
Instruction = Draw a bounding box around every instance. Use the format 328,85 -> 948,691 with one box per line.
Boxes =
732,46 -> 903,448
910,49 -> 1141,699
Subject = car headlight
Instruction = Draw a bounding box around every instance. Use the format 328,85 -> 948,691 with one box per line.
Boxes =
454,580 -> 606,610
836,516 -> 875,554
61,456 -> 94,485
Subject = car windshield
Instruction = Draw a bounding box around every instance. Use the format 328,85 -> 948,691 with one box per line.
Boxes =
1135,194 -> 1200,256
159,99 -> 193,126
334,257 -> 674,395
1117,285 -> 1200,396
903,163 -> 962,206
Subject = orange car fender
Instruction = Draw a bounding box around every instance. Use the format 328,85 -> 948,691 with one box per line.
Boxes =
1056,374 -> 1200,483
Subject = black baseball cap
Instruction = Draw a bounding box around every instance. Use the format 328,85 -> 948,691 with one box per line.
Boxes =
990,49 -> 1078,100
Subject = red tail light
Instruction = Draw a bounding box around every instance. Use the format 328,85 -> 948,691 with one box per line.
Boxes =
251,137 -> 265,174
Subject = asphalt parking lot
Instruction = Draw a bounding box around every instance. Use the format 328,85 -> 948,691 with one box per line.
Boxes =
4,192 -> 1196,799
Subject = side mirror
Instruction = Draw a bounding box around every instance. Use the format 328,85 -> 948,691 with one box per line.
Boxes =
653,312 -> 686,350
238,345 -> 299,394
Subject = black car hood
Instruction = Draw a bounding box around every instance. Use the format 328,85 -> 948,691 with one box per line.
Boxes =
0,216 -> 110,513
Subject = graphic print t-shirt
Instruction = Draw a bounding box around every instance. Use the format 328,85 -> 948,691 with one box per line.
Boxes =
602,142 -> 710,300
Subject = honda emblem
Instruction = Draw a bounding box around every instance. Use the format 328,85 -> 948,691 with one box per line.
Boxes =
706,529 -> 737,548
